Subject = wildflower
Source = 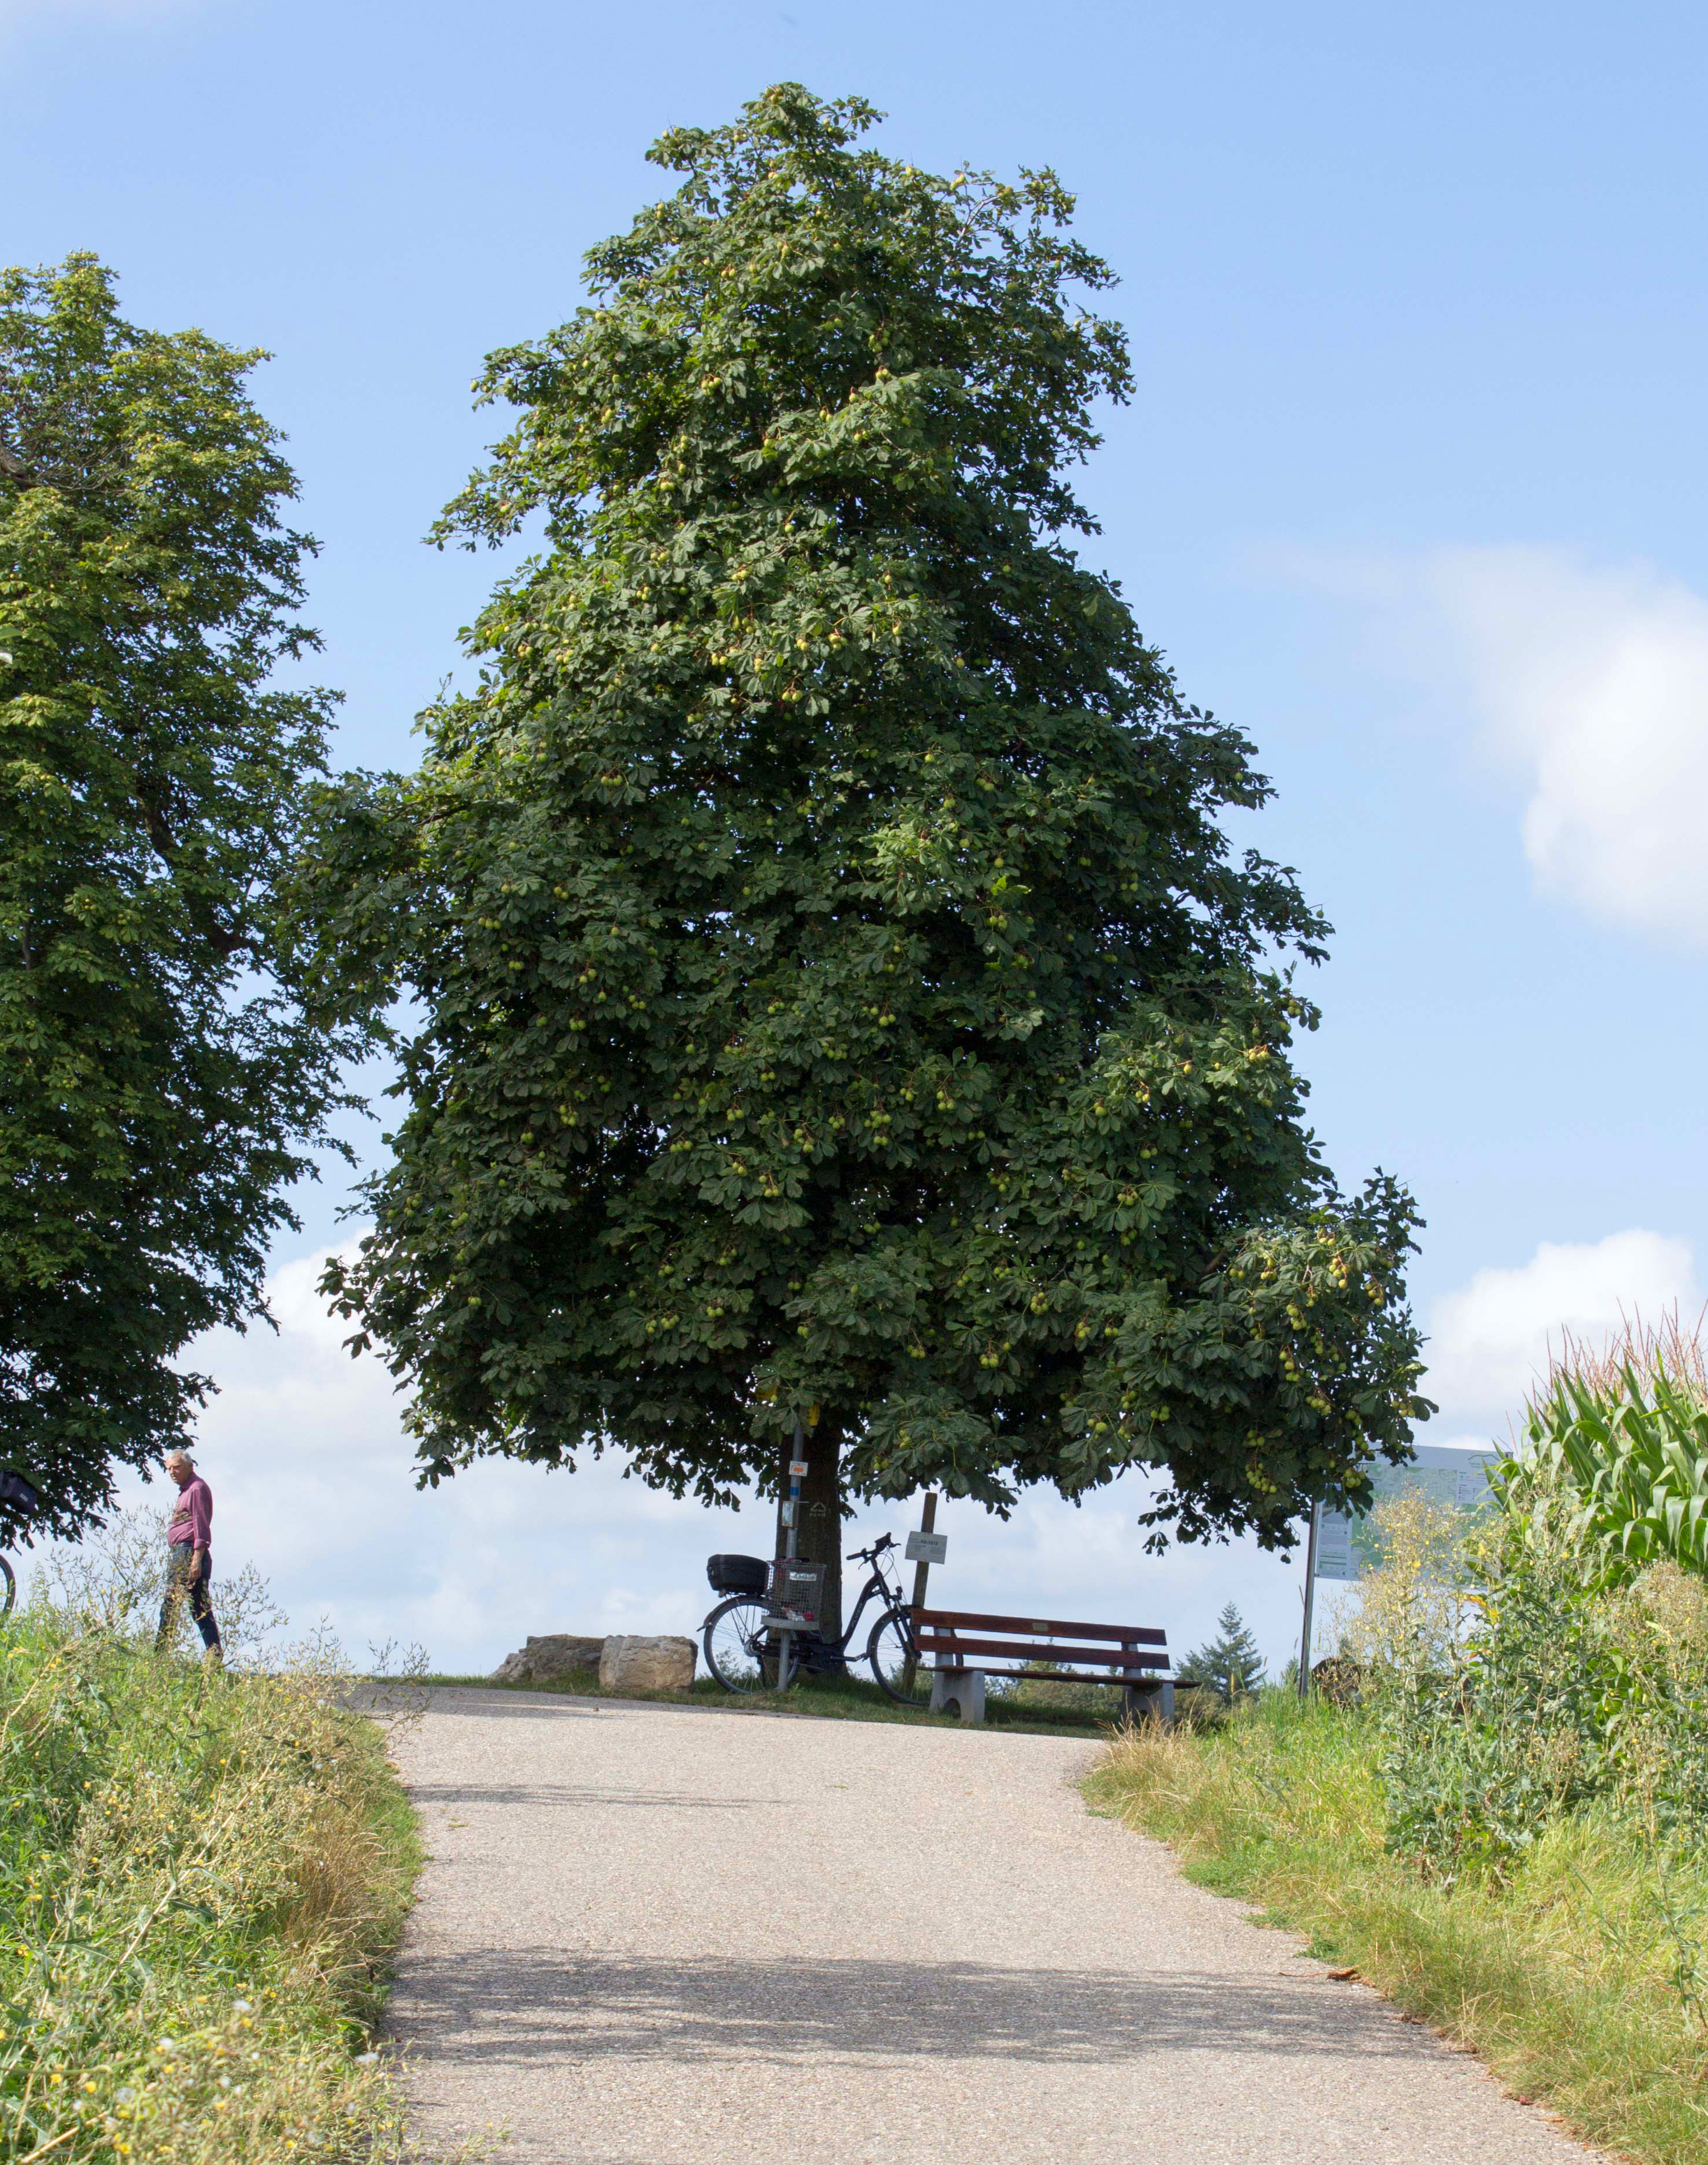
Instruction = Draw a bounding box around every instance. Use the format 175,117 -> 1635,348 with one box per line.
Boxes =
116,2087 -> 136,2103
354,2051 -> 379,2066
232,1998 -> 252,2015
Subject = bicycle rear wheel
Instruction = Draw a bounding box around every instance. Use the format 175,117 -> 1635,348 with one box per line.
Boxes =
869,1607 -> 930,1707
704,1596 -> 775,1692
0,1555 -> 15,1621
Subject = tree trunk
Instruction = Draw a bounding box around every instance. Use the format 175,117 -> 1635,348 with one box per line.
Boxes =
774,1422 -> 844,1646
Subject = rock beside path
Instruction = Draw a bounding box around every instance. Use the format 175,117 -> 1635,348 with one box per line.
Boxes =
598,1633 -> 696,1692
489,1633 -> 605,1685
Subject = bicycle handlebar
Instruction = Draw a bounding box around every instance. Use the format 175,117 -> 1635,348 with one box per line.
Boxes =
846,1533 -> 898,1563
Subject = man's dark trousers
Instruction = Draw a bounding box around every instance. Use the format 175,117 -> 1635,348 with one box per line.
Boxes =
156,1547 -> 221,1653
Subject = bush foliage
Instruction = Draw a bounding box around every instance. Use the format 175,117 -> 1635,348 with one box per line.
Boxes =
1352,1321 -> 1708,1876
1097,1316 -> 1708,2165
0,256 -> 358,1540
1093,1697 -> 1708,2165
0,1520 -> 422,2163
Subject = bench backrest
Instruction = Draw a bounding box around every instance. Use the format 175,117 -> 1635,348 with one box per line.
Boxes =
912,1607 -> 1169,1679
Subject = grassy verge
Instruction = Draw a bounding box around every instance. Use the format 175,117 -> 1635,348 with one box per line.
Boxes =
2,1605 -> 424,2163
416,1665 -> 1115,1736
1088,1693 -> 1708,2165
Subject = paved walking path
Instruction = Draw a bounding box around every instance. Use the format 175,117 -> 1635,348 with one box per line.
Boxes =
385,1689 -> 1598,2165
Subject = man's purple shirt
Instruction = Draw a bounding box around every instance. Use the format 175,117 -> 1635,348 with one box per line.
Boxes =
168,1476 -> 212,1551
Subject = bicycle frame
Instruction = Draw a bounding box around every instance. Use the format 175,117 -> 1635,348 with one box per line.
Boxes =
826,1555 -> 907,1658
702,1535 -> 919,1696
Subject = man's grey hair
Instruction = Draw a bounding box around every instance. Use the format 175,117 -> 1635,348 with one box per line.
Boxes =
164,1449 -> 196,1470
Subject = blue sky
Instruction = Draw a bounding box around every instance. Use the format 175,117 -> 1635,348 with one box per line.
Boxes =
9,0 -> 1707,1675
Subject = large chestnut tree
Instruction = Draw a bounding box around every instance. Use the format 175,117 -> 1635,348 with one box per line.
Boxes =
300,87 -> 1428,1632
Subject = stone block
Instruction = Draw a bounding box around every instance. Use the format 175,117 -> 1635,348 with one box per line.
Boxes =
598,1633 -> 697,1694
489,1633 -> 606,1686
929,1665 -> 986,1724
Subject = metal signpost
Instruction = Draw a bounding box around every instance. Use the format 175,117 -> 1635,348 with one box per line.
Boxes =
769,1420 -> 810,1689
1298,1443 -> 1496,1691
1296,1499 -> 1323,1701
769,1411 -> 829,1687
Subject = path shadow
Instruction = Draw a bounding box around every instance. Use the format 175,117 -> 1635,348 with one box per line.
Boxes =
414,1690 -> 605,1720
389,1951 -> 1427,2070
412,1783 -> 784,1811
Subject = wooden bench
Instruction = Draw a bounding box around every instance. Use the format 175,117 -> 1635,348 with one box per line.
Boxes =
912,1607 -> 1174,1726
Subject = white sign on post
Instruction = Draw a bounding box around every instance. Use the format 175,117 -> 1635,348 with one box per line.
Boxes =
905,1530 -> 948,1565
1315,1443 -> 1495,1582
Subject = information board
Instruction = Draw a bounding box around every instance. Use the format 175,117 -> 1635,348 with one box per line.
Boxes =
1315,1444 -> 1497,1582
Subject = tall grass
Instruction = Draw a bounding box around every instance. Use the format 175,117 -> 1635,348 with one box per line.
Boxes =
1092,1316 -> 1708,2164
1,1514 -> 425,2163
1091,1697 -> 1708,2165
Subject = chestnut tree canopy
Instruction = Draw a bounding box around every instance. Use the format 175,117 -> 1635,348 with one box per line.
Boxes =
299,87 -> 1429,1578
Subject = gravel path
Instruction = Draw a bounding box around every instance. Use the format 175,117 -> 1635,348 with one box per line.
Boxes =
385,1688 -> 1599,2165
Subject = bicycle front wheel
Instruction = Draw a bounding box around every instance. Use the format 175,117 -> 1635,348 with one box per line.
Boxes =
704,1597 -> 774,1693
869,1608 -> 930,1707
0,1555 -> 15,1621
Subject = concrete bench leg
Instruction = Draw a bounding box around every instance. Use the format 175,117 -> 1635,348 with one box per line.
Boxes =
1122,1680 -> 1174,1726
929,1666 -> 986,1725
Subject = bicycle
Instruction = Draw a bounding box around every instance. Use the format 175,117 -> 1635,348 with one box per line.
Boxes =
0,1467 -> 42,1621
702,1534 -> 928,1705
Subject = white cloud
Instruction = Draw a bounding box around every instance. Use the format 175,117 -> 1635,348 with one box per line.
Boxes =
1273,541 -> 1708,943
41,1238 -> 1315,1682
1422,547 -> 1708,944
52,1234 -> 1708,1683
1424,1227 -> 1699,1429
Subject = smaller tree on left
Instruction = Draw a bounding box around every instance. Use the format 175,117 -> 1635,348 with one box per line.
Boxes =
0,255 -> 356,1540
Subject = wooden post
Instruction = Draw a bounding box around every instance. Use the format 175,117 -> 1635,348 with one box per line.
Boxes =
900,1489 -> 938,1696
910,1489 -> 939,1613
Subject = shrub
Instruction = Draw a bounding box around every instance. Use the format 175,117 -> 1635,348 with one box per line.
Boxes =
1091,1697 -> 1708,2165
1093,1321 -> 1708,2165
0,1515 -> 423,2162
1358,1320 -> 1708,1877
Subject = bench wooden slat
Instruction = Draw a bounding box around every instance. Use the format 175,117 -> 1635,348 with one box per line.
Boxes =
927,1663 -> 1171,1687
914,1607 -> 1167,1646
916,1633 -> 1168,1672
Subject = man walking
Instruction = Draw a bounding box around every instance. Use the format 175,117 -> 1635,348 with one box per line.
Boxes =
156,1449 -> 222,1661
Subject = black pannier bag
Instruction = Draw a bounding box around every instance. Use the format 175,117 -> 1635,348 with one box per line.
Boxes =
706,1554 -> 770,1598
0,1469 -> 41,1518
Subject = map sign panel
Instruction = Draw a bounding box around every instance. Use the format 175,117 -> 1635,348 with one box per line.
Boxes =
1315,1443 -> 1497,1582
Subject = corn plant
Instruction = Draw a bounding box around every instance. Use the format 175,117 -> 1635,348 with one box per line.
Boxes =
1504,1317 -> 1708,1589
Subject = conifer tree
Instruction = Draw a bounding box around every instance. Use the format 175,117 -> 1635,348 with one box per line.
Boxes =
1178,1603 -> 1266,1701
299,87 -> 1427,1632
